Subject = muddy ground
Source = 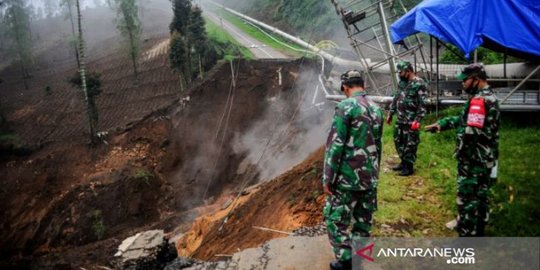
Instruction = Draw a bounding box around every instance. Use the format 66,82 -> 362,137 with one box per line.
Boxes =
0,40 -> 330,268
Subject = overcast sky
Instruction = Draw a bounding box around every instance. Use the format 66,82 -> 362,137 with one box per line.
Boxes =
28,0 -> 103,11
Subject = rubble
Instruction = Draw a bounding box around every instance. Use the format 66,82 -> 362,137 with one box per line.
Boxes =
292,224 -> 327,237
115,230 -> 177,270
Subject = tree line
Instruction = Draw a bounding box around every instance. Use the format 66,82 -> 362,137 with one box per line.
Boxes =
1,0 -> 237,145
0,0 -> 143,144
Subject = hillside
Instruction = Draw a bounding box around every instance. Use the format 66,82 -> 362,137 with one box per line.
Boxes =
0,1 -> 538,269
0,39 -> 328,268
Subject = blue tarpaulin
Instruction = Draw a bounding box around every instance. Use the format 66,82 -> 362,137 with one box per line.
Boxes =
390,0 -> 540,60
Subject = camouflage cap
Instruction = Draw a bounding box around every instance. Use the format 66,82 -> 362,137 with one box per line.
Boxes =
341,70 -> 363,81
396,60 -> 412,71
340,70 -> 364,91
456,63 -> 487,80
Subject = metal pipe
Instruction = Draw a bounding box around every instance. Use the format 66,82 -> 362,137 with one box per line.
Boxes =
378,1 -> 398,90
208,0 -> 364,69
436,38 -> 440,117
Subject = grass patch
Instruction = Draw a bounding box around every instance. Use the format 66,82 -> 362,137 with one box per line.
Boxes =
490,112 -> 540,236
205,5 -> 306,58
133,169 -> 154,186
205,17 -> 254,60
0,133 -> 23,146
375,107 -> 540,236
89,209 -> 106,240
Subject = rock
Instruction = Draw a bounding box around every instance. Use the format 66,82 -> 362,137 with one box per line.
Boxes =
115,230 -> 177,270
116,230 -> 165,261
163,257 -> 198,270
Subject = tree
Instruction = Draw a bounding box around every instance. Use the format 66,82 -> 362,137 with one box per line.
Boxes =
75,0 -> 98,144
69,71 -> 101,134
169,31 -> 187,90
169,2 -> 216,82
3,0 -> 33,90
188,6 -> 208,79
44,0 -> 59,18
112,0 -> 142,83
169,0 -> 191,34
61,0 -> 80,68
169,0 -> 191,85
0,5 -> 6,51
440,44 -> 523,65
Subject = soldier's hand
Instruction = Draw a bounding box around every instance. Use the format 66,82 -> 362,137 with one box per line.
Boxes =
323,184 -> 333,196
411,121 -> 420,131
385,112 -> 393,125
425,123 -> 441,133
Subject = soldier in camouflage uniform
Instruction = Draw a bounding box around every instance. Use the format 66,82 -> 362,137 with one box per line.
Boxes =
387,61 -> 428,176
426,63 -> 500,236
323,70 -> 383,270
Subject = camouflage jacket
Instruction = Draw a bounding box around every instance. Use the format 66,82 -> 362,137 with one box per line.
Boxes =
389,77 -> 428,124
323,92 -> 384,191
438,86 -> 500,168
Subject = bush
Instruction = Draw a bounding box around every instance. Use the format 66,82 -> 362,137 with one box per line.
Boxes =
134,169 -> 153,186
90,209 -> 106,240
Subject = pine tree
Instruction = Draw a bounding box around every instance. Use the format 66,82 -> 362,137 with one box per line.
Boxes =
112,0 -> 142,83
188,6 -> 207,79
169,31 -> 187,90
168,0 -> 191,83
169,0 -> 191,34
3,0 -> 33,90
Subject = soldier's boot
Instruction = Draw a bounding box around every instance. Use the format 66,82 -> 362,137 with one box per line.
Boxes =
399,162 -> 414,176
392,162 -> 404,171
330,260 -> 352,270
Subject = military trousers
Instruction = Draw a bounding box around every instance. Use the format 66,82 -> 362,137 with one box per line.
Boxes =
393,123 -> 420,164
456,162 -> 493,236
324,187 -> 377,261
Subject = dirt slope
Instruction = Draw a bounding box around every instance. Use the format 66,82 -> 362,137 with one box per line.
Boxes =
0,53 -> 323,269
177,147 -> 325,260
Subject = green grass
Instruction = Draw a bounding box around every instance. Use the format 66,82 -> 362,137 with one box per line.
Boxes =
490,112 -> 540,236
375,107 -> 540,237
205,17 -> 254,60
205,5 -> 306,58
133,169 -> 154,186
0,132 -> 23,146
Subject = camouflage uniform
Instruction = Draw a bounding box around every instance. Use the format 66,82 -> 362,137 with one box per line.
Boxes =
438,86 -> 500,236
389,77 -> 428,165
323,91 -> 383,262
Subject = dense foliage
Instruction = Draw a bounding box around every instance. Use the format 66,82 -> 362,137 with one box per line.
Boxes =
169,0 -> 219,83
440,44 -> 523,65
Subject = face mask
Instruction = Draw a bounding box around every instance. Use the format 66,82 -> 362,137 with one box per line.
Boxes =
399,71 -> 408,82
464,78 -> 478,94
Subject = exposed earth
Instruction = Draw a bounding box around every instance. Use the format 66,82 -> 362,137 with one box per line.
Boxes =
0,2 -> 464,270
0,22 -> 331,267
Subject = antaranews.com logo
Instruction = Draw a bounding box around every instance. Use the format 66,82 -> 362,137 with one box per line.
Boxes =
356,242 -> 476,265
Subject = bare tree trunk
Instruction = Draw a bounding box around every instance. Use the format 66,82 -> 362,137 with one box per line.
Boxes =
19,61 -> 28,90
12,8 -> 29,90
68,0 -> 81,69
76,0 -> 96,144
127,28 -> 139,83
198,53 -> 203,79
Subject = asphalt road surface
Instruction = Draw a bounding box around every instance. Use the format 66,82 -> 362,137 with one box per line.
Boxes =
202,7 -> 289,59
